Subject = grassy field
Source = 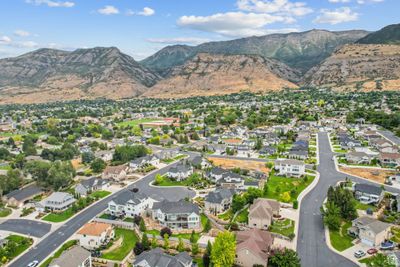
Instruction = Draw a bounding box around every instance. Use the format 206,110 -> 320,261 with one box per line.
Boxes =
329,221 -> 354,252
90,190 -> 111,199
5,235 -> 33,262
39,240 -> 77,267
264,175 -> 315,203
217,209 -> 234,221
355,201 -> 377,212
101,228 -> 138,261
0,207 -> 12,217
161,154 -> 186,163
117,118 -> 157,128
269,219 -> 295,237
234,209 -> 249,224
145,229 -> 201,242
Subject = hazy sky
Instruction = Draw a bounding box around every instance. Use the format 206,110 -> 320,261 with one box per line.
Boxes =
0,0 -> 399,60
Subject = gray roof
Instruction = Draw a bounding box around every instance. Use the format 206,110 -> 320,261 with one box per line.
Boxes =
134,248 -> 192,267
355,183 -> 383,196
209,167 -> 227,176
80,177 -> 109,189
353,216 -> 390,234
49,246 -> 90,267
110,191 -> 148,206
205,189 -> 234,204
153,200 -> 199,215
5,184 -> 43,201
169,163 -> 191,173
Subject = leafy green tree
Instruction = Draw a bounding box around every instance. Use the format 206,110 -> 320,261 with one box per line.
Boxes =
211,231 -> 236,267
141,233 -> 149,250
81,152 -> 94,164
366,253 -> 395,267
90,158 -> 106,173
203,218 -> 211,233
321,201 -> 341,231
151,234 -> 158,248
139,218 -> 147,232
177,237 -> 185,252
191,242 -> 199,255
269,248 -> 301,267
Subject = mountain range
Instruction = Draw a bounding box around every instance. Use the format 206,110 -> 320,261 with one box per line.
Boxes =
0,23 -> 399,104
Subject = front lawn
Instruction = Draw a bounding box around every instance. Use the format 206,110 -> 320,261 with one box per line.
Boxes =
42,208 -> 75,222
161,154 -> 186,163
355,201 -> 377,212
90,190 -> 111,199
329,221 -> 355,252
101,228 -> 138,261
234,209 -> 249,224
145,229 -> 200,242
0,207 -> 12,217
269,219 -> 295,238
264,175 -> 315,203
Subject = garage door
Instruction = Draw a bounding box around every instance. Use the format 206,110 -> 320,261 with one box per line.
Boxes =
361,238 -> 374,247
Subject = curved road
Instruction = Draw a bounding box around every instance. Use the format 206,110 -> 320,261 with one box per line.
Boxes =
297,132 -> 400,267
9,157 -> 195,267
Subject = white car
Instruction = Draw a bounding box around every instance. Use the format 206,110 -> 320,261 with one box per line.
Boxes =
354,250 -> 366,258
27,260 -> 39,267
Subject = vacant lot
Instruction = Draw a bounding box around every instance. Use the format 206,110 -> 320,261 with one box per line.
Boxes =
207,157 -> 270,174
339,166 -> 395,184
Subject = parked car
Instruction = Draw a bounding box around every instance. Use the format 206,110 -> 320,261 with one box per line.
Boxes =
27,261 -> 39,267
354,250 -> 366,258
367,248 -> 378,255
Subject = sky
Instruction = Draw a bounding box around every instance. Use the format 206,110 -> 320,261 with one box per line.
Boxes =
0,0 -> 399,60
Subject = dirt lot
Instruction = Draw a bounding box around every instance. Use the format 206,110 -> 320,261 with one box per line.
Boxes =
339,166 -> 396,184
207,157 -> 270,174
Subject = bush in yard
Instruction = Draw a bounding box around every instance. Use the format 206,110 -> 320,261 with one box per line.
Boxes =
160,227 -> 172,238
141,233 -> 149,250
191,242 -> 199,255
163,234 -> 169,249
151,234 -> 157,248
204,218 -> 211,233
139,218 -> 147,232
177,237 -> 185,252
293,200 -> 298,209
134,242 -> 144,255
190,230 -> 196,243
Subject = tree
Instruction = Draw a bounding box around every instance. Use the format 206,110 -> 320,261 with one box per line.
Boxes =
281,191 -> 291,203
141,233 -> 149,250
327,186 -> 357,220
203,241 -> 212,267
81,152 -> 94,164
163,234 -> 169,249
269,248 -> 301,267
139,218 -> 147,232
190,230 -> 196,243
91,158 -> 106,173
191,242 -> 199,255
160,227 -> 172,238
177,237 -> 185,252
366,253 -> 395,267
47,161 -> 75,190
203,218 -> 211,233
211,231 -> 236,267
22,135 -> 37,156
112,145 -> 148,164
321,201 -> 341,231
151,234 -> 158,248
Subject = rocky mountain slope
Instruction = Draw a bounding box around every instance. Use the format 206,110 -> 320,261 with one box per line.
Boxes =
143,53 -> 299,99
142,29 -> 369,75
303,44 -> 400,91
0,47 -> 161,104
357,23 -> 400,45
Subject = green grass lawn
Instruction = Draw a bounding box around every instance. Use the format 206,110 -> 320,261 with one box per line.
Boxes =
117,118 -> 157,128
0,164 -> 11,170
269,219 -> 295,237
355,201 -> 377,212
161,154 -> 186,163
42,208 -> 75,222
329,221 -> 355,252
217,209 -> 234,221
200,213 -> 208,230
234,209 -> 249,224
39,240 -> 77,267
264,175 -> 315,203
90,190 -> 111,199
101,228 -> 138,261
0,207 -> 12,217
5,235 -> 33,261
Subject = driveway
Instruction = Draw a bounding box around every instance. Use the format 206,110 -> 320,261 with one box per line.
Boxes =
0,219 -> 52,238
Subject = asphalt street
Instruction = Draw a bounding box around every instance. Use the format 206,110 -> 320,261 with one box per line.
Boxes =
0,219 -> 51,238
9,156 -> 196,267
379,130 -> 400,146
297,132 -> 400,267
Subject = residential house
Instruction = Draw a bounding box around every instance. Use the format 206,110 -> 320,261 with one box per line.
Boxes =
348,216 -> 391,246
36,192 -> 76,212
77,222 -> 114,250
74,177 -> 110,197
2,184 -> 43,208
235,228 -> 274,267
248,198 -> 280,230
204,189 -> 234,215
190,156 -> 212,169
259,146 -> 276,156
155,148 -> 179,160
166,164 -> 193,181
49,245 -> 92,267
152,200 -> 200,230
129,155 -> 160,172
207,167 -> 227,182
106,192 -> 155,218
274,159 -> 306,177
133,248 -> 192,267
207,144 -> 226,155
354,183 -> 384,205
379,153 -> 400,168
102,165 -> 127,181
94,150 -> 113,162
346,152 -> 374,165
219,172 -> 244,189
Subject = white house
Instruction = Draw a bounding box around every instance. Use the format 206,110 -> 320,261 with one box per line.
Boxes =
106,192 -> 155,218
152,200 -> 200,230
77,222 -> 114,250
166,164 -> 193,181
36,192 -> 76,212
274,159 -> 306,177
129,155 -> 160,172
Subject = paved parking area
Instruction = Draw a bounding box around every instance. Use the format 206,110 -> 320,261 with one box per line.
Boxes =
341,241 -> 372,264
0,219 -> 52,238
